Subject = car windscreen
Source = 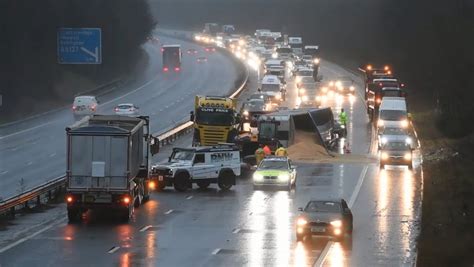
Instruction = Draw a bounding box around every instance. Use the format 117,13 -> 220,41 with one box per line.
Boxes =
196,108 -> 234,126
305,201 -> 341,213
171,150 -> 194,161
117,104 -> 133,109
276,48 -> 292,54
261,84 -> 280,92
383,90 -> 402,97
243,101 -> 265,110
296,71 -> 313,77
383,141 -> 410,151
301,77 -> 315,83
382,127 -> 406,135
380,110 -> 407,121
259,160 -> 288,170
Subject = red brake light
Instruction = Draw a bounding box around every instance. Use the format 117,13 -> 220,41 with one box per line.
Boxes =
163,67 -> 169,72
174,67 -> 180,72
66,196 -> 73,203
123,196 -> 130,204
114,107 -> 119,112
72,106 -> 76,110
379,83 -> 383,86
161,48 -> 164,52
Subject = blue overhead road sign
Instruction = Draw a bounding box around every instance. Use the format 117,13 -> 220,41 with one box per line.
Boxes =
58,28 -> 102,64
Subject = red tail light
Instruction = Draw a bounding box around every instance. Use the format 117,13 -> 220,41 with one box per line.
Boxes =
174,67 -> 180,72
66,196 -> 73,203
163,67 -> 169,72
123,196 -> 130,204
114,107 -> 119,112
72,106 -> 76,110
161,48 -> 164,52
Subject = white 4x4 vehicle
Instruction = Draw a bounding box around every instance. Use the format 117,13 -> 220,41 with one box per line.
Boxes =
151,145 -> 241,192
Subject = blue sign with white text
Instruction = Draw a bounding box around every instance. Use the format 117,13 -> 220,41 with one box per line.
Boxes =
57,28 -> 102,64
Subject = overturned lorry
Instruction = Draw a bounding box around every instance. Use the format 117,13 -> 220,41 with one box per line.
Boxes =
237,107 -> 337,158
65,115 -> 160,222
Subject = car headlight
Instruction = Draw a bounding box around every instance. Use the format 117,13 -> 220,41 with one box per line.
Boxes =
335,81 -> 342,88
296,77 -> 302,83
299,88 -> 306,94
297,218 -> 307,226
381,137 -> 388,144
350,86 -> 355,91
315,96 -> 321,101
302,95 -> 308,102
313,58 -> 320,64
322,87 -> 328,93
405,137 -> 412,145
330,220 -> 342,228
278,173 -> 290,181
272,53 -> 278,59
381,152 -> 389,160
243,110 -> 249,116
329,81 -> 334,87
253,173 -> 263,181
378,119 -> 384,127
404,153 -> 412,160
275,94 -> 281,100
401,119 -> 409,128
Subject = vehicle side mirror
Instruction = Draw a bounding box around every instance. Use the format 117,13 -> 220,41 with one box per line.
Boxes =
150,137 -> 160,155
298,207 -> 303,211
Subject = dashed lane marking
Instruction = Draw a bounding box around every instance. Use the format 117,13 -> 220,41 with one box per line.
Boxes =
107,246 -> 120,254
211,248 -> 221,255
185,195 -> 193,200
139,225 -> 153,232
164,209 -> 174,215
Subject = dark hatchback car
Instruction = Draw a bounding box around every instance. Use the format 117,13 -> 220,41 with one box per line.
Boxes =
380,140 -> 413,169
296,199 -> 353,242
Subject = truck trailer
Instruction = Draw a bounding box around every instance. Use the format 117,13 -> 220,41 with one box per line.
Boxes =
65,115 -> 160,222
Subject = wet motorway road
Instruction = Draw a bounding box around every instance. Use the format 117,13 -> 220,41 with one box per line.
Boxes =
0,58 -> 423,266
0,34 -> 238,200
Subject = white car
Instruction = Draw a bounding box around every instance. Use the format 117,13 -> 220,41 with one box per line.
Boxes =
72,96 -> 98,119
114,103 -> 139,116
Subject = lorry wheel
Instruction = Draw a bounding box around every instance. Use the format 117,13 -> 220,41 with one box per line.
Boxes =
67,208 -> 80,223
218,171 -> 234,190
196,180 -> 211,189
174,173 -> 190,192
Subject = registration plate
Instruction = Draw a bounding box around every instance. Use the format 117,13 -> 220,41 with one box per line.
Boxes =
158,175 -> 164,181
311,226 -> 326,233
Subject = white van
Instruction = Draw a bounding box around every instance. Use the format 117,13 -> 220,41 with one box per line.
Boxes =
260,75 -> 286,102
72,96 -> 98,119
377,97 -> 408,130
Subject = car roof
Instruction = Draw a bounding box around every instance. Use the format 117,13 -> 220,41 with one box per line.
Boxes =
262,75 -> 280,84
75,95 -> 96,99
262,156 -> 288,161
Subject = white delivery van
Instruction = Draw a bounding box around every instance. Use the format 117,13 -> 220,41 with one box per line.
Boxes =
260,75 -> 286,102
72,96 -> 98,119
377,97 -> 409,130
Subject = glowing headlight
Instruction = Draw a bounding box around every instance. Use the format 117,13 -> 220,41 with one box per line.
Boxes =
243,110 -> 249,116
401,119 -> 409,128
322,87 -> 328,93
253,173 -> 263,181
381,137 -> 388,144
297,218 -> 308,226
272,53 -> 278,59
302,95 -> 308,102
335,81 -> 342,88
404,153 -> 412,160
239,40 -> 245,46
296,77 -> 302,83
278,173 -> 290,181
405,137 -> 412,144
329,81 -> 334,87
378,119 -> 384,127
313,58 -> 320,64
316,96 -> 321,101
381,152 -> 389,160
299,88 -> 306,94
330,220 -> 342,228
350,86 -> 355,91
275,94 -> 281,100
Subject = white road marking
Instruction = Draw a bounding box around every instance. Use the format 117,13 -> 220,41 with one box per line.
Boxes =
107,246 -> 120,254
348,165 -> 369,208
164,209 -> 174,215
232,228 -> 240,234
0,170 -> 8,175
49,153 -> 56,157
26,161 -> 33,166
185,195 -> 193,200
0,218 -> 66,253
211,248 -> 221,255
139,225 -> 153,232
0,121 -> 56,140
313,241 -> 334,266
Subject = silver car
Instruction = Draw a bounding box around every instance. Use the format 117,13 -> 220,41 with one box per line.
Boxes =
378,126 -> 415,150
114,103 -> 139,116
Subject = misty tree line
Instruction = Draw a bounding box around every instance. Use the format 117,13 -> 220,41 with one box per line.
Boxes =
0,0 -> 155,118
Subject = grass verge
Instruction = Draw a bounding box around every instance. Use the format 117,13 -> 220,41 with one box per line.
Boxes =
414,111 -> 474,266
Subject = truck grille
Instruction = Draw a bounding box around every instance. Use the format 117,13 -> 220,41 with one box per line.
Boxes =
201,127 -> 227,145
